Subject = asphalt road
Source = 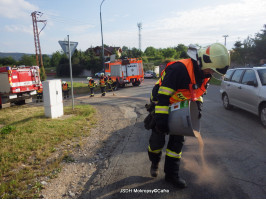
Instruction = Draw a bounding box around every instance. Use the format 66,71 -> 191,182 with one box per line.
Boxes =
66,78 -> 266,198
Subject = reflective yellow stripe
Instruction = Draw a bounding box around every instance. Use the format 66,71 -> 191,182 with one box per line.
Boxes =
166,149 -> 182,158
158,86 -> 175,96
155,106 -> 169,114
197,96 -> 203,102
148,145 -> 162,154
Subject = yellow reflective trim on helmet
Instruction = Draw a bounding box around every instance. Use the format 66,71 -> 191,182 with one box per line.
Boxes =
166,149 -> 182,158
158,86 -> 175,96
155,106 -> 169,114
148,145 -> 162,154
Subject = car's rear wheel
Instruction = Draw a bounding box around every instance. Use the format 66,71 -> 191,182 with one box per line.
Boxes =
222,93 -> 232,110
259,104 -> 266,128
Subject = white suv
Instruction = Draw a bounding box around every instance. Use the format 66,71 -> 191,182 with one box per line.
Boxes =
220,67 -> 266,128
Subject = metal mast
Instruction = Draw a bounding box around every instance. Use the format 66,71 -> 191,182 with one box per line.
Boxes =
222,35 -> 229,47
31,11 -> 46,75
137,23 -> 142,51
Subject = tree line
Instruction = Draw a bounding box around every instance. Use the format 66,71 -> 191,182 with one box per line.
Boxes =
1,24 -> 265,79
231,24 -> 266,67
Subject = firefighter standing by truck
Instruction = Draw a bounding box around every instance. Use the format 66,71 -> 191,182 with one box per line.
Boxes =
145,43 -> 230,188
99,73 -> 107,96
107,75 -> 114,92
36,86 -> 43,103
87,77 -> 97,97
62,81 -> 70,99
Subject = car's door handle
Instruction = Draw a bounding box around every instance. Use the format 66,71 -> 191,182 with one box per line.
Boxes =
238,86 -> 242,89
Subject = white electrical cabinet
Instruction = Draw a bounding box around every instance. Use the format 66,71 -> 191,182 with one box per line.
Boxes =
43,80 -> 63,118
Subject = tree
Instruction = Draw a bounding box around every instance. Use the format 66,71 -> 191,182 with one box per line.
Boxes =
50,51 -> 63,68
253,24 -> 266,61
42,54 -> 51,68
18,55 -> 37,66
144,46 -> 157,57
0,56 -> 17,66
162,48 -> 176,58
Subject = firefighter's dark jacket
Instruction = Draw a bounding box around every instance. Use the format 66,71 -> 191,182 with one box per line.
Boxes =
152,59 -> 207,118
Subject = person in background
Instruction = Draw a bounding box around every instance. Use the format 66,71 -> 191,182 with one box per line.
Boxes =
62,81 -> 69,99
36,86 -> 43,103
87,77 -> 97,97
107,75 -> 114,92
99,73 -> 107,96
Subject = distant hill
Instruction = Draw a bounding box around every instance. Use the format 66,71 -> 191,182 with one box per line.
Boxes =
0,52 -> 51,61
0,52 -> 34,61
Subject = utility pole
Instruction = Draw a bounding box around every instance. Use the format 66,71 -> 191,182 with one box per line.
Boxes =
31,11 -> 47,80
100,0 -> 106,72
222,35 -> 229,47
137,23 -> 142,51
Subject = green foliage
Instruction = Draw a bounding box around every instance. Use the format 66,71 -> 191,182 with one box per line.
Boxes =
42,54 -> 51,68
18,55 -> 37,66
231,24 -> 266,66
0,125 -> 16,137
0,57 -> 17,66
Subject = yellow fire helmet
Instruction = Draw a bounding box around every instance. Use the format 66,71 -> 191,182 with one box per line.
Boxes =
197,43 -> 230,75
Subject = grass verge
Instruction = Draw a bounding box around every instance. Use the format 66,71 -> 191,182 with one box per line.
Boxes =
65,81 -> 101,95
0,104 -> 96,198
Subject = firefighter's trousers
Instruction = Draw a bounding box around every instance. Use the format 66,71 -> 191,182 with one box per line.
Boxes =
63,90 -> 69,98
90,88 -> 94,96
148,128 -> 184,176
100,86 -> 106,96
107,83 -> 113,92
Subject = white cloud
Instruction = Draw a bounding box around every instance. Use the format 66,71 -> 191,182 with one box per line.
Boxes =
0,0 -> 38,19
4,24 -> 32,34
143,0 -> 266,49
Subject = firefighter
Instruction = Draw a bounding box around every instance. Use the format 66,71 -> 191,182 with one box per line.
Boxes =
87,77 -> 97,97
107,75 -> 114,92
62,81 -> 69,99
36,86 -> 43,103
99,73 -> 107,96
146,43 -> 230,188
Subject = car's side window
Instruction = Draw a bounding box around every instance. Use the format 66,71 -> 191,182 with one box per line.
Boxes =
231,69 -> 244,83
241,70 -> 257,85
224,70 -> 234,81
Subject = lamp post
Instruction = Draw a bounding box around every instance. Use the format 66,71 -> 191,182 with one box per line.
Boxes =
100,0 -> 105,73
223,35 -> 229,47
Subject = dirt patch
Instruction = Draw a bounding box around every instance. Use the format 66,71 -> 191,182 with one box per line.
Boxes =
41,103 -> 138,199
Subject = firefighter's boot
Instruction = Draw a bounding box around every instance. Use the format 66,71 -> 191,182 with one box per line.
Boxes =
165,175 -> 187,188
150,162 -> 159,177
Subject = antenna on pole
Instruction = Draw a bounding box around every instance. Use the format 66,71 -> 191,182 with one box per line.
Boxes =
31,11 -> 47,80
222,35 -> 229,47
137,23 -> 142,51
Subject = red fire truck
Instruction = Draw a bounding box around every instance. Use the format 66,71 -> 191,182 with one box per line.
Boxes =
104,58 -> 144,88
0,65 -> 42,108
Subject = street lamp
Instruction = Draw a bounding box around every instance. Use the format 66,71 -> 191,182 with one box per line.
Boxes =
223,35 -> 229,47
100,0 -> 106,73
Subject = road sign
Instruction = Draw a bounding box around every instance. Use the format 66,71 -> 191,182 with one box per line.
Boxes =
58,40 -> 78,57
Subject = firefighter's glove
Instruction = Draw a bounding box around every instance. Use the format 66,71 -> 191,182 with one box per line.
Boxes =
155,114 -> 169,134
145,102 -> 155,113
196,101 -> 203,119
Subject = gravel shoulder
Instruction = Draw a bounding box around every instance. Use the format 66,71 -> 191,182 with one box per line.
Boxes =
41,98 -> 144,199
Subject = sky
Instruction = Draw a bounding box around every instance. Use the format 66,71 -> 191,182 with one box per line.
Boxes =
0,0 -> 266,54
